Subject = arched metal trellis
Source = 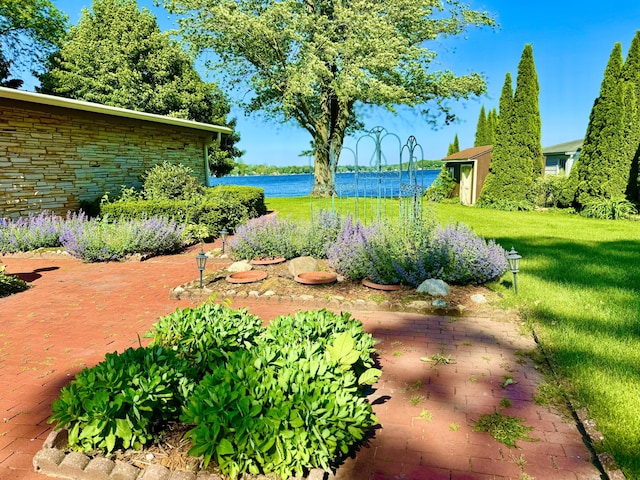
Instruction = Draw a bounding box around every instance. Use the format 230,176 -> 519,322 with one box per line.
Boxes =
309,126 -> 424,225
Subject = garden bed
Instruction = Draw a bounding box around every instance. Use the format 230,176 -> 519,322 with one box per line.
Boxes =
171,258 -> 500,317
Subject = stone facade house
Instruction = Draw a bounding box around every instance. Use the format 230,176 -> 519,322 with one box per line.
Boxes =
0,87 -> 232,218
443,145 -> 492,206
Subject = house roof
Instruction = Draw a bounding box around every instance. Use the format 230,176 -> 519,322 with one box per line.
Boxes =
542,139 -> 583,155
443,145 -> 492,161
0,87 -> 232,135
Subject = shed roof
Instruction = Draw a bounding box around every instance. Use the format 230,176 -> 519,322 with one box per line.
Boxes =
542,139 -> 583,155
0,87 -> 232,135
443,145 -> 492,161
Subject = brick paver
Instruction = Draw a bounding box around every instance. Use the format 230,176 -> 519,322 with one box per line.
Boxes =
0,244 -> 603,480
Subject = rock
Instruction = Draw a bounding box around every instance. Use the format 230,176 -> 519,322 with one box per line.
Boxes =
288,256 -> 319,277
228,261 -> 252,273
407,300 -> 430,310
416,279 -> 450,296
470,293 -> 487,304
432,299 -> 448,308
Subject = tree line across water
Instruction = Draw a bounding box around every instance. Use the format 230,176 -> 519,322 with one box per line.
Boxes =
227,160 -> 444,177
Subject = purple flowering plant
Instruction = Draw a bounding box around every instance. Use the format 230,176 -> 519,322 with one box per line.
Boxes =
0,211 -> 69,253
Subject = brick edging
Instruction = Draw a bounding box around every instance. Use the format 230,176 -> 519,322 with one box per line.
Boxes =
33,429 -> 329,480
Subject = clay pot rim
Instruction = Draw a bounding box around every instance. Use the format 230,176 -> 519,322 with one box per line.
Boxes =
250,256 -> 286,265
294,271 -> 338,285
362,279 -> 403,291
226,270 -> 268,284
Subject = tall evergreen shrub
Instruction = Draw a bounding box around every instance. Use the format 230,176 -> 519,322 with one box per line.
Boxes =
474,106 -> 488,147
447,134 -> 460,156
478,45 -> 542,209
573,42 -> 640,208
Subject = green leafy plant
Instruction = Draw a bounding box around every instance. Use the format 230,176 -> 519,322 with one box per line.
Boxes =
424,167 -> 457,202
182,338 -> 379,478
148,303 -> 263,373
580,196 -> 637,220
0,263 -> 29,297
142,161 -> 203,201
473,410 -> 538,448
48,347 -> 195,453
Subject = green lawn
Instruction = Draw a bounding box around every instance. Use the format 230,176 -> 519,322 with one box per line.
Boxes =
267,197 -> 640,478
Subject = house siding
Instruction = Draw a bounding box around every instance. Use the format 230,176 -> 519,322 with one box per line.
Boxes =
0,98 -> 211,218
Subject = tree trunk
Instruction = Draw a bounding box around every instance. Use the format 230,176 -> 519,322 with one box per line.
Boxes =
310,88 -> 351,197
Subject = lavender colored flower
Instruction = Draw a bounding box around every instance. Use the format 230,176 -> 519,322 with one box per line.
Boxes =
327,216 -> 377,280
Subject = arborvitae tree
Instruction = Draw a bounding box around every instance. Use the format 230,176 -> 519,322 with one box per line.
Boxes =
474,106 -> 488,146
447,134 -> 460,156
487,108 -> 498,145
38,0 -> 241,176
573,42 -> 639,206
622,30 -> 640,202
513,44 -> 543,178
478,45 -> 542,208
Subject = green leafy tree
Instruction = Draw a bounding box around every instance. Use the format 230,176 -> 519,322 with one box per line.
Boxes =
478,45 -> 542,209
38,0 -> 240,176
162,0 -> 495,194
447,133 -> 460,156
474,106 -> 488,146
573,42 -> 640,207
0,0 -> 67,75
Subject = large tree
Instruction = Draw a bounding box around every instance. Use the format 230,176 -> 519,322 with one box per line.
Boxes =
0,0 -> 67,77
478,45 -> 542,208
162,0 -> 495,193
38,0 -> 240,176
573,41 -> 640,206
474,105 -> 488,146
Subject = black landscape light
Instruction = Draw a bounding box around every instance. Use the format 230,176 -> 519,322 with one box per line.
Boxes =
220,227 -> 229,253
506,247 -> 522,294
196,248 -> 207,288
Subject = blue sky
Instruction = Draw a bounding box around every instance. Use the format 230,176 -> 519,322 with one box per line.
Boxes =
24,1 -> 640,165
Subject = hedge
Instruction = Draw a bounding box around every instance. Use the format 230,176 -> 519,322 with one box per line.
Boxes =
100,186 -> 266,236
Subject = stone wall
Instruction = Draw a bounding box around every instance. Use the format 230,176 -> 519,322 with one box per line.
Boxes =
0,98 -> 211,218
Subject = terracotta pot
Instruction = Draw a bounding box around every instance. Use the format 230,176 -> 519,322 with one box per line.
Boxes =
250,256 -> 286,265
362,279 -> 403,291
226,270 -> 268,284
294,271 -> 337,285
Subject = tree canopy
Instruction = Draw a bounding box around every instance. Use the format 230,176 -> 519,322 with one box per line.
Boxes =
0,0 -> 67,79
162,0 -> 495,191
38,0 -> 241,177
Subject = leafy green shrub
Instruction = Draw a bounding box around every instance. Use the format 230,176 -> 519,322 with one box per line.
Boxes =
533,175 -> 572,208
424,167 -> 457,202
0,263 -> 29,297
260,309 -> 377,377
142,162 -> 203,201
182,334 -> 379,478
204,186 -> 267,219
580,197 -> 638,219
148,303 -> 263,373
49,347 -> 195,453
101,196 -> 260,240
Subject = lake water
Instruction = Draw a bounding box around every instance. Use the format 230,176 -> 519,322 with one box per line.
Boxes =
210,170 -> 439,197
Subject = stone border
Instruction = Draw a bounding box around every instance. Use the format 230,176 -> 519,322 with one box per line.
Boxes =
34,430 -> 329,480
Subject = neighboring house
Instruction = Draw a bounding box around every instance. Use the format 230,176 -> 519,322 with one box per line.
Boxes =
443,145 -> 492,206
543,139 -> 583,176
0,87 -> 232,218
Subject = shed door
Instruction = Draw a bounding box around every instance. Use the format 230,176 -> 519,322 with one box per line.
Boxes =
460,165 -> 473,205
